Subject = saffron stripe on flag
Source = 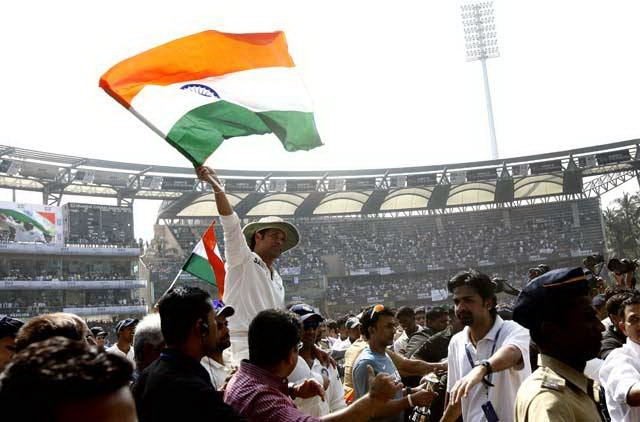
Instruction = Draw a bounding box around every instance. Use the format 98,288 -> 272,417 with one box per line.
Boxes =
100,31 -> 295,107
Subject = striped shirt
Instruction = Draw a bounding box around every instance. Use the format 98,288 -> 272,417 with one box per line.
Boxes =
224,360 -> 320,422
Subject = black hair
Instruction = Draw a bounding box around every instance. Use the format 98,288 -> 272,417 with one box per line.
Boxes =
15,313 -> 87,352
605,286 -> 631,302
448,269 -> 497,318
157,286 -> 212,346
336,315 -> 349,329
249,228 -> 269,251
620,293 -> 640,320
0,337 -> 132,421
395,306 -> 415,319
426,307 -> 448,321
249,309 -> 301,367
360,305 -> 395,340
325,319 -> 338,330
608,291 -> 634,318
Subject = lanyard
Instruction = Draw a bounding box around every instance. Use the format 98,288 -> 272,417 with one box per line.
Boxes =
464,326 -> 503,388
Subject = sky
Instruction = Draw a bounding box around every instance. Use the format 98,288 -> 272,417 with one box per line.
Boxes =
1,1 -> 640,240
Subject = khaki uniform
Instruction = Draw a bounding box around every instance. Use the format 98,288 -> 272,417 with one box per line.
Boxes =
342,338 -> 368,389
515,354 -> 602,421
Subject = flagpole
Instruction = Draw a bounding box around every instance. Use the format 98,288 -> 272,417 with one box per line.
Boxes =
205,173 -> 224,193
153,269 -> 184,310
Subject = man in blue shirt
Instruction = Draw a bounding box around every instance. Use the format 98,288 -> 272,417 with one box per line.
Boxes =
352,304 -> 436,422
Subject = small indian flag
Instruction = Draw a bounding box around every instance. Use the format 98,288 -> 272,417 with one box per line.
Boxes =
99,30 -> 323,166
182,223 -> 226,297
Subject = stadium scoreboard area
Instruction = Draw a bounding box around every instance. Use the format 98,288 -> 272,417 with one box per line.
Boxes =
63,203 -> 134,246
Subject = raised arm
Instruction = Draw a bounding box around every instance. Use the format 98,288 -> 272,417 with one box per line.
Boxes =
196,166 -> 232,216
195,166 -> 251,267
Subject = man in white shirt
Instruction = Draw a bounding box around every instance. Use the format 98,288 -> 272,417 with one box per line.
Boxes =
331,317 -> 361,361
106,318 -> 138,367
442,270 -> 531,422
202,300 -> 236,390
600,292 -> 640,421
288,304 -> 347,417
196,166 -> 299,365
393,306 -> 422,355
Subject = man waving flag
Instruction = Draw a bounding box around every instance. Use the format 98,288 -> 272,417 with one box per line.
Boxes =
100,30 -> 323,166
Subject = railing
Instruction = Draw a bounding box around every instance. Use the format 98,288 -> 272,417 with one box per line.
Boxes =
0,279 -> 147,290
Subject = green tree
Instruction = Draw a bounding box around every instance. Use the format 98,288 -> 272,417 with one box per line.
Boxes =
603,192 -> 640,258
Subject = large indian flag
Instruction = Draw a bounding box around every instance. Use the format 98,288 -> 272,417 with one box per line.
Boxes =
100,30 -> 323,166
182,222 -> 226,298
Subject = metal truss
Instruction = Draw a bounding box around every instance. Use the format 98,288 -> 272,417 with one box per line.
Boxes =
583,170 -> 637,197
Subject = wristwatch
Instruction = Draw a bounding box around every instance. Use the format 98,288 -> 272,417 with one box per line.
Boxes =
480,359 -> 493,375
287,382 -> 297,399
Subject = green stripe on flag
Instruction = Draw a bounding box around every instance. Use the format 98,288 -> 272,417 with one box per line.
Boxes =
183,253 -> 216,285
166,101 -> 322,166
166,100 -> 271,166
257,110 -> 322,152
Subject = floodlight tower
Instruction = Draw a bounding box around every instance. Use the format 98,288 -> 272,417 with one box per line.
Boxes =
461,1 -> 500,159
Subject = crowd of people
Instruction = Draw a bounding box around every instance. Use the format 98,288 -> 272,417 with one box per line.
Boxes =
0,270 -> 137,281
274,199 -> 603,275
1,260 -> 638,421
0,292 -> 145,316
159,199 -> 603,279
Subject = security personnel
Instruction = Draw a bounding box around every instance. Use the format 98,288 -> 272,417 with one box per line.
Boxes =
512,267 -> 605,421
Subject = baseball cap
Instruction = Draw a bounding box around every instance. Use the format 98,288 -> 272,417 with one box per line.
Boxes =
0,315 -> 23,339
592,294 -> 606,308
345,317 -> 361,329
212,299 -> 235,318
90,326 -> 107,337
289,303 -> 324,322
115,318 -> 139,333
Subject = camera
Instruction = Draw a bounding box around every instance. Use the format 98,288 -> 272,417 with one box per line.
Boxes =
583,254 -> 605,274
607,258 -> 638,275
527,264 -> 551,280
492,277 -> 521,296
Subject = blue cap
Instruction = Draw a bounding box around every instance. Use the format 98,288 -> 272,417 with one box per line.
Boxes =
513,267 -> 590,330
90,326 -> 107,337
289,303 -> 324,322
0,315 -> 23,339
592,294 -> 606,308
212,299 -> 235,317
115,318 -> 138,333
345,316 -> 361,329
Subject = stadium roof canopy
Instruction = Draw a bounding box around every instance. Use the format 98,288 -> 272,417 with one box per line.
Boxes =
0,138 -> 639,217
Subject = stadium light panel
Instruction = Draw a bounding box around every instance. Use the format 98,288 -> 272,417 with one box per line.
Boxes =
460,1 -> 499,62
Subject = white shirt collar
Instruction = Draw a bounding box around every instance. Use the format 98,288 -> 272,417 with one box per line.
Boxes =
464,316 -> 504,345
625,337 -> 640,357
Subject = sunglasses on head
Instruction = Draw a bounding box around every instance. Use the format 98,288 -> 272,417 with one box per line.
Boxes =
370,304 -> 385,319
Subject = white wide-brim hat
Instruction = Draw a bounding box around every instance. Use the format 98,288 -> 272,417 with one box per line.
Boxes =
242,216 -> 300,253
